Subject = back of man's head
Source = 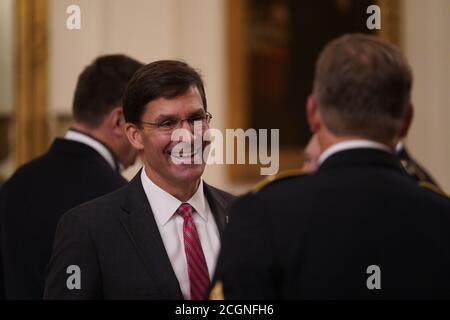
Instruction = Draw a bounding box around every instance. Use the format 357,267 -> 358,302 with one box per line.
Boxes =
73,54 -> 144,128
313,33 -> 413,143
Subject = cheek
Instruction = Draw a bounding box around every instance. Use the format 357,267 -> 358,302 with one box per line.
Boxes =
143,135 -> 170,158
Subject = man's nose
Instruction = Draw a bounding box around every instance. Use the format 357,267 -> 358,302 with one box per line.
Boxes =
179,120 -> 197,142
179,119 -> 192,130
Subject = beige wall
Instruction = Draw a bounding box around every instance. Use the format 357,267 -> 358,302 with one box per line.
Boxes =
403,0 -> 450,191
48,0 -> 450,193
0,0 -> 15,114
0,0 -> 15,181
49,0 -> 176,114
49,0 -> 234,191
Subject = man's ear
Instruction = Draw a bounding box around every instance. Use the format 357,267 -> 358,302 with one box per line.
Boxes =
307,95 -> 321,133
125,123 -> 145,151
107,106 -> 126,137
399,104 -> 414,138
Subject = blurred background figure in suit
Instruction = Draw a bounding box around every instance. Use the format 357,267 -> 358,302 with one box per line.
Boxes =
213,34 -> 450,299
303,133 -> 440,188
0,54 -> 143,299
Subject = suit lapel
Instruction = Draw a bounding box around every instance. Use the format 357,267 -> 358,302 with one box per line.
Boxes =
203,183 -> 228,240
118,172 -> 183,299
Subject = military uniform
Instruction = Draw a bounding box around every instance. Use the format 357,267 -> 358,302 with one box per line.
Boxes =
396,145 -> 440,187
212,147 -> 450,299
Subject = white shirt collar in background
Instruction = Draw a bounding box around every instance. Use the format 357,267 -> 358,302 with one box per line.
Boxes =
319,139 -> 392,165
395,141 -> 404,154
65,129 -> 117,171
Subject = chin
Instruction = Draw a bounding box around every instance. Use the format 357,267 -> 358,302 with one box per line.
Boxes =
169,163 -> 205,184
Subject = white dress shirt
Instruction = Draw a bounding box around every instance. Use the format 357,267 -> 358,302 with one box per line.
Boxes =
140,168 -> 221,300
318,139 -> 392,165
65,129 -> 118,171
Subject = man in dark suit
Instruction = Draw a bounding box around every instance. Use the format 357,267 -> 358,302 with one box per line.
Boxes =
0,55 -> 143,299
44,60 -> 236,300
212,34 -> 450,299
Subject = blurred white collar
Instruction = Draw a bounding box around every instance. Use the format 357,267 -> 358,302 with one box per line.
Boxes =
319,139 -> 392,165
65,129 -> 117,171
395,141 -> 404,153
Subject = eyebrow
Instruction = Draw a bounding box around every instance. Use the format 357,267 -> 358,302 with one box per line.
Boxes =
152,108 -> 205,122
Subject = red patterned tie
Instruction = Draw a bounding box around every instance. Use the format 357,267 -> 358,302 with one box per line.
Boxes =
177,203 -> 210,300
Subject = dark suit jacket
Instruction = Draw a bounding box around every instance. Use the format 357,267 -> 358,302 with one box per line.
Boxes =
214,148 -> 450,299
44,172 -> 236,300
0,139 -> 127,299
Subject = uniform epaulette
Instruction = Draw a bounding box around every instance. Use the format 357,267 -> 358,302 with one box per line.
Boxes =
400,159 -> 428,182
419,181 -> 450,199
209,281 -> 224,300
250,168 -> 307,194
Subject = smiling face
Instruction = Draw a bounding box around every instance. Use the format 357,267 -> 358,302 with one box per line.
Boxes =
127,86 -> 209,189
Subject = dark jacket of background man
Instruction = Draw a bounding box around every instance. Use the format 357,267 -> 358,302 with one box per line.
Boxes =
0,54 -> 143,300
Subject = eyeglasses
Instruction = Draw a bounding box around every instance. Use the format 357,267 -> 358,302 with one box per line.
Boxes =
140,111 -> 212,132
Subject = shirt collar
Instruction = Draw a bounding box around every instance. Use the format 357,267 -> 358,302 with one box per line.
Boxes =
65,129 -> 118,171
395,141 -> 404,154
140,168 -> 208,226
318,139 -> 392,166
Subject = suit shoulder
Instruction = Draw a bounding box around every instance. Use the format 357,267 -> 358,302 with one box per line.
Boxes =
250,168 -> 309,194
60,184 -> 127,223
1,153 -> 49,186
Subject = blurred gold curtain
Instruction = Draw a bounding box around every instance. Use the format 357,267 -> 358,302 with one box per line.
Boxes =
378,0 -> 402,46
226,0 -> 403,182
15,0 -> 49,166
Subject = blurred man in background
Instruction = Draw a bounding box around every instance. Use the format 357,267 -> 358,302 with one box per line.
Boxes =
0,54 -> 143,299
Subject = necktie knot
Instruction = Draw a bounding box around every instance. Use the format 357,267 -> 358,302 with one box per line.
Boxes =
177,203 -> 193,220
